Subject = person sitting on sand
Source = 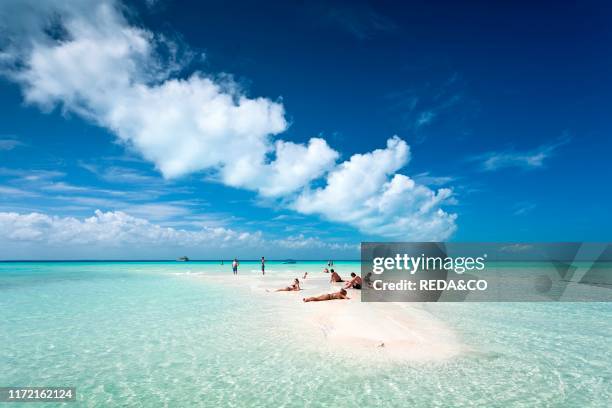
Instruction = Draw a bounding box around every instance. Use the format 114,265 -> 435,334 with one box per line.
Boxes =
344,273 -> 363,290
329,269 -> 343,283
303,288 -> 349,302
323,268 -> 329,273
274,278 -> 301,292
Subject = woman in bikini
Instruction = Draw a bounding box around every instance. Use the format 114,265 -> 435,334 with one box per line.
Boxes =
302,288 -> 350,302
274,278 -> 301,292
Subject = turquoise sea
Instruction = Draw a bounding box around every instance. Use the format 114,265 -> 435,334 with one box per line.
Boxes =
1,261 -> 611,407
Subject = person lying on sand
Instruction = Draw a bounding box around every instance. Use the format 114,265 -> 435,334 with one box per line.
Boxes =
344,273 -> 362,290
330,269 -> 343,283
274,278 -> 301,292
303,288 -> 350,302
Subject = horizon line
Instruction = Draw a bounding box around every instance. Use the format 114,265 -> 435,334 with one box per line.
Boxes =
0,259 -> 361,263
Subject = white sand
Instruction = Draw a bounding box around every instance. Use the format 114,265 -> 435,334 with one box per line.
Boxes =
199,271 -> 464,362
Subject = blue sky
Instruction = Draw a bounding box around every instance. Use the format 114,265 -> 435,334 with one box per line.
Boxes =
0,0 -> 611,259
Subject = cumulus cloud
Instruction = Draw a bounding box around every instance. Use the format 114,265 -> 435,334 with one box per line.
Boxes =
0,210 -> 259,246
0,0 -> 330,194
0,0 -> 457,240
220,137 -> 339,197
294,137 -> 456,240
0,210 -> 354,254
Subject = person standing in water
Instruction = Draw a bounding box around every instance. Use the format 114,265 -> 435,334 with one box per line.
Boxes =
232,258 -> 239,275
261,256 -> 265,275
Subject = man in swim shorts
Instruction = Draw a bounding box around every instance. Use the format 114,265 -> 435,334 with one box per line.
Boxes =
344,273 -> 363,289
329,269 -> 343,283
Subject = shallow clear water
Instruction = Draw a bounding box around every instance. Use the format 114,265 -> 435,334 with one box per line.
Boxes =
1,261 -> 610,407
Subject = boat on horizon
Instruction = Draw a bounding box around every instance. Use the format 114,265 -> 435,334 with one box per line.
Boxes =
177,256 -> 190,262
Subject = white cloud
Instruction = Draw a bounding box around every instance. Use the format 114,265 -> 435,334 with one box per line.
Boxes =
413,172 -> 455,187
0,167 -> 65,181
0,0 -> 457,241
120,203 -> 192,220
473,135 -> 571,171
513,202 -> 536,216
0,0 -> 332,197
275,234 -> 358,251
294,137 -> 457,240
0,210 -> 356,256
41,181 -> 99,193
480,151 -> 547,171
0,138 -> 23,150
79,163 -> 162,184
0,210 -> 262,247
0,186 -> 38,197
416,111 -> 435,128
224,138 -> 339,197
